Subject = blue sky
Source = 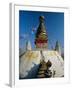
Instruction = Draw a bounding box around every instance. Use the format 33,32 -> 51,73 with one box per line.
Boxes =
19,10 -> 64,50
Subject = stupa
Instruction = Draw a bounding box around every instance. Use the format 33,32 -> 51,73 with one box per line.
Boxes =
19,16 -> 64,79
35,16 -> 48,49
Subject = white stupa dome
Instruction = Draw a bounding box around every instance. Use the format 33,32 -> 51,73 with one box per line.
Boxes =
19,50 -> 64,79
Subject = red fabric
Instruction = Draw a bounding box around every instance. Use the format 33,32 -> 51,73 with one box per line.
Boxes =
36,39 -> 47,43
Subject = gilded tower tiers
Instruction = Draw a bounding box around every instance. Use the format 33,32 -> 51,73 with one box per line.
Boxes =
35,16 -> 48,49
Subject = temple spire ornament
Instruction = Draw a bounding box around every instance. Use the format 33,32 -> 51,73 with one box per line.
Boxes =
35,16 -> 48,49
55,41 -> 61,55
26,40 -> 32,51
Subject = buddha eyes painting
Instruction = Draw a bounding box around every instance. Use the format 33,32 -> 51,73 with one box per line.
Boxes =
19,10 -> 64,79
